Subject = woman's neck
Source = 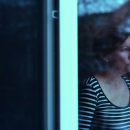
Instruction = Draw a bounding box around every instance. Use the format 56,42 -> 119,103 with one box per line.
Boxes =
96,68 -> 122,82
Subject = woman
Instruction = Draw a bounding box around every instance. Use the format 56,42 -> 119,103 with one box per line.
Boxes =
78,28 -> 130,130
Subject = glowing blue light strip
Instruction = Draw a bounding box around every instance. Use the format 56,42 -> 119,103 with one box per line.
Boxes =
60,0 -> 78,130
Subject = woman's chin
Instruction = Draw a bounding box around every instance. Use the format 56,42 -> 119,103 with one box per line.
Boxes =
127,65 -> 130,71
124,66 -> 130,73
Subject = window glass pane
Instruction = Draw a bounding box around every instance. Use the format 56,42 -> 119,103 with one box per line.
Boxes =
78,1 -> 130,129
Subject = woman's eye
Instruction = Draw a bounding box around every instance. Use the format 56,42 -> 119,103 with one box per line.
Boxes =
123,48 -> 128,50
120,47 -> 129,51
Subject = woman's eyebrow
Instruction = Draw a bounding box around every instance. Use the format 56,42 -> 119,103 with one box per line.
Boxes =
120,46 -> 130,50
122,46 -> 129,48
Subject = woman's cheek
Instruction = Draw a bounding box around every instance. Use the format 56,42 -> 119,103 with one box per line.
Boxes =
117,52 -> 130,72
117,52 -> 129,63
121,52 -> 130,63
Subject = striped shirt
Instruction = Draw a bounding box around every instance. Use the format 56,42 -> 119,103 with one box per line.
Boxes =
79,75 -> 130,130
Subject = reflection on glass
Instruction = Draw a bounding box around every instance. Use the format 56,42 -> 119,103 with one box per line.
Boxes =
78,1 -> 130,129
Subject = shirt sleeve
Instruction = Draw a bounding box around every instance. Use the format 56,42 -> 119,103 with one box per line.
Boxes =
78,79 -> 97,130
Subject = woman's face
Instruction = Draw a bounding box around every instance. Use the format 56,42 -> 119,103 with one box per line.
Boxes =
108,36 -> 130,74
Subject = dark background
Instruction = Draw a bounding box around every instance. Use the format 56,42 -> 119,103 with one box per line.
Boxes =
0,1 -> 42,130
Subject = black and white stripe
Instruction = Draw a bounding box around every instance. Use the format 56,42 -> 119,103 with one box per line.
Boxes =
79,75 -> 130,130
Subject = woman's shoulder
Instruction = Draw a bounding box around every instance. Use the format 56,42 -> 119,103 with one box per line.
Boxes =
122,73 -> 130,85
83,75 -> 96,84
79,75 -> 98,90
123,73 -> 130,80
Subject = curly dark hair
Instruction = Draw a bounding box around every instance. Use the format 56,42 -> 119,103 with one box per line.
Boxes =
78,14 -> 130,81
93,27 -> 129,57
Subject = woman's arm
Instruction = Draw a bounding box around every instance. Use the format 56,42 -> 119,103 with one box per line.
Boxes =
78,81 -> 97,130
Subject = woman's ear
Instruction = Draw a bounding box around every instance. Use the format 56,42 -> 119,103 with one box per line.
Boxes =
104,58 -> 109,63
103,55 -> 112,63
